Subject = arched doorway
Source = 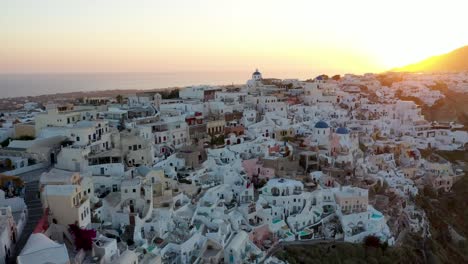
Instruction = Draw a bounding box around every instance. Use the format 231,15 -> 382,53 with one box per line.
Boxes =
50,152 -> 56,164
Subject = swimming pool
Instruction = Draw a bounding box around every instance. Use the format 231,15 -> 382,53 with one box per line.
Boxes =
371,213 -> 383,219
272,218 -> 282,224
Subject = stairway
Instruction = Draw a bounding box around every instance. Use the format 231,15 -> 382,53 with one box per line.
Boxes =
8,181 -> 43,263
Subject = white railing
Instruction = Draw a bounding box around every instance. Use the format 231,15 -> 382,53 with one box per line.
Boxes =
3,162 -> 48,176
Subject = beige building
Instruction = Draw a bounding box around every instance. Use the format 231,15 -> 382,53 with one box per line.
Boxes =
118,130 -> 155,167
39,168 -> 83,191
40,169 -> 94,228
334,187 -> 368,215
426,174 -> 454,192
274,127 -> 295,141
176,145 -> 206,169
14,122 -> 36,138
137,167 -> 176,208
206,118 -> 225,136
34,105 -> 97,135
43,184 -> 91,228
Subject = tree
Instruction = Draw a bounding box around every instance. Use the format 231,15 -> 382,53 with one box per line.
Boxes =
380,241 -> 389,256
210,135 -> 225,146
332,74 -> 341,81
0,138 -> 10,148
160,89 -> 179,99
316,74 -> 329,80
116,94 -> 123,104
69,224 -> 96,251
364,235 -> 382,248
254,178 -> 267,189
118,117 -> 125,131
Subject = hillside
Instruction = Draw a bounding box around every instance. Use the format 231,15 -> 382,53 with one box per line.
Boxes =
393,46 -> 468,73
421,91 -> 468,127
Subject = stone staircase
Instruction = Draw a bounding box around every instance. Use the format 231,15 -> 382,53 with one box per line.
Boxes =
8,181 -> 43,264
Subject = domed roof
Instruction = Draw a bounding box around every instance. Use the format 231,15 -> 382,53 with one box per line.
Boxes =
336,127 -> 349,134
253,69 -> 261,75
314,120 -> 329,129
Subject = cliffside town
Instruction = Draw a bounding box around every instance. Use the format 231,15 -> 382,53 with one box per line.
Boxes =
0,70 -> 467,264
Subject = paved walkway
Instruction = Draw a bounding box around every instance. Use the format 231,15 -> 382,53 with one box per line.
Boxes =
16,167 -> 50,183
8,168 -> 49,263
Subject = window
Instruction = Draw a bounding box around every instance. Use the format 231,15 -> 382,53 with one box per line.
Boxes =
133,189 -> 136,193
76,136 -> 80,141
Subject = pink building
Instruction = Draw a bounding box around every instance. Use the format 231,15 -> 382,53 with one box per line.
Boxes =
249,224 -> 277,251
242,158 -> 275,180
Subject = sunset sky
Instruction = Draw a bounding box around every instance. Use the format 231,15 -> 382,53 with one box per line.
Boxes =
2,0 -> 468,76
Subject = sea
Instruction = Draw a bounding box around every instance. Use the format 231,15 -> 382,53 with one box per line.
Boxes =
0,72 -> 257,99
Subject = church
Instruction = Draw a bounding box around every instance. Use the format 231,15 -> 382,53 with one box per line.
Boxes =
246,69 -> 263,88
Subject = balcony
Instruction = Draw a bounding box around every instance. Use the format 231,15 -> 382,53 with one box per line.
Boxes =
293,188 -> 302,195
152,126 -> 168,133
74,196 -> 88,208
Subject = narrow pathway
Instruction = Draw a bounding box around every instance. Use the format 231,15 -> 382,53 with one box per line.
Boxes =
8,180 -> 43,263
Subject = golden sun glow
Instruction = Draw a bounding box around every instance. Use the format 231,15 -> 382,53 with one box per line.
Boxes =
1,0 -> 468,74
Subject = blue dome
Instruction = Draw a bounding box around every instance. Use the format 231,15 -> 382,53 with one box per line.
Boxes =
336,127 -> 349,134
253,69 -> 261,75
314,121 -> 329,129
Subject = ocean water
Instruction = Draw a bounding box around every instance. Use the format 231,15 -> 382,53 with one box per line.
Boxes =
0,72 -> 252,98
